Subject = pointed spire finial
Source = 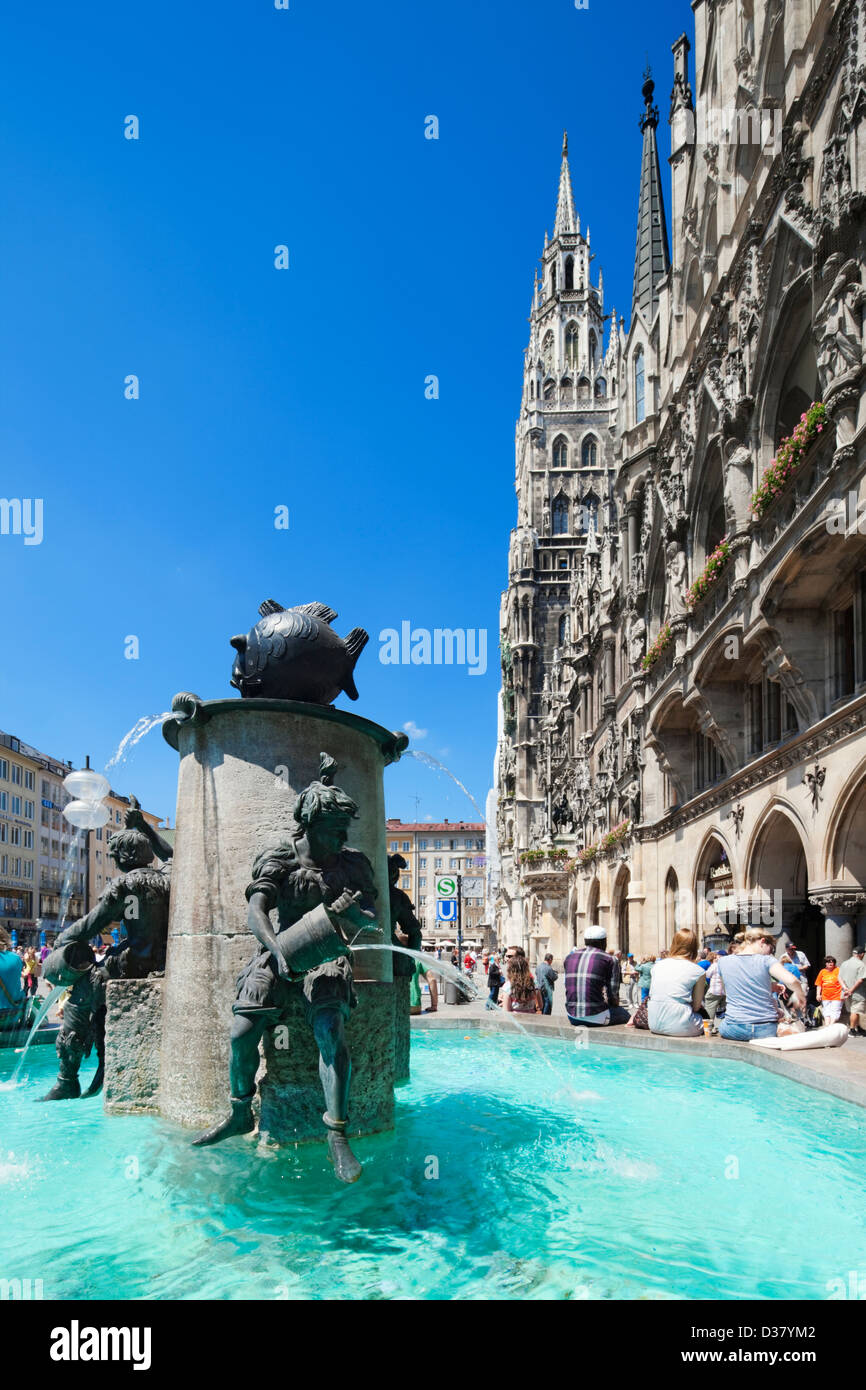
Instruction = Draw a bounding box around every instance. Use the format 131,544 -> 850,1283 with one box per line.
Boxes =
633,66 -> 670,321
554,133 -> 577,237
640,65 -> 659,131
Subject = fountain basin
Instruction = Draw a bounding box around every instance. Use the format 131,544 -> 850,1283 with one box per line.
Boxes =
3,1031 -> 864,1300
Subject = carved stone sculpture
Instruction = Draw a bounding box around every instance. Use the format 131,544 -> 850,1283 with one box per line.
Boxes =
665,541 -> 689,618
628,614 -> 646,667
723,442 -> 754,531
40,798 -> 173,1101
192,753 -> 380,1183
815,257 -> 864,394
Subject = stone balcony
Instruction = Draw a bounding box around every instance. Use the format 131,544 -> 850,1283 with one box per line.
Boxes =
752,430 -> 835,558
518,851 -> 571,895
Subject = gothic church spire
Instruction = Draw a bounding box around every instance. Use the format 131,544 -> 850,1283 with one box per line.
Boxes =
632,70 -> 670,322
554,130 -> 577,237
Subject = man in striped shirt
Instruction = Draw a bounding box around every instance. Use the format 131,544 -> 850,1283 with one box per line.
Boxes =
564,926 -> 630,1027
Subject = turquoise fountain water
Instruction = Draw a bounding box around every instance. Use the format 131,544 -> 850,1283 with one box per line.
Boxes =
2,1034 -> 863,1300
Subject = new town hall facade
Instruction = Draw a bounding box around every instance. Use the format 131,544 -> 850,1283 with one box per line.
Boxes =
493,0 -> 866,968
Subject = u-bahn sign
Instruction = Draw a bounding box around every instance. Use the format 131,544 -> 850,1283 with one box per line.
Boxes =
436,898 -> 458,922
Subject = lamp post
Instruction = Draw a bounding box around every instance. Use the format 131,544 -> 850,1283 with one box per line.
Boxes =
62,756 -> 110,920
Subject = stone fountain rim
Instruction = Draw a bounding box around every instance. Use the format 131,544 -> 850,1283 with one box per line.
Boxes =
162,695 -> 409,764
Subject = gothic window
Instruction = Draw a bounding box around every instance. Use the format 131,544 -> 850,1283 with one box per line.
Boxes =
565,322 -> 579,367
764,22 -> 784,106
580,492 -> 599,532
695,451 -> 726,569
589,330 -> 597,367
550,262 -> 557,296
542,330 -> 554,375
733,98 -> 759,191
704,201 -> 717,261
775,330 -> 819,446
561,377 -> 574,403
634,348 -> 645,423
544,379 -> 555,399
747,672 -> 798,754
553,436 -> 568,469
564,256 -> 574,291
694,732 -> 726,791
833,605 -> 855,702
577,377 -> 590,401
684,260 -> 701,337
558,614 -> 570,645
552,496 -> 569,535
594,378 -> 606,399
581,436 -> 598,469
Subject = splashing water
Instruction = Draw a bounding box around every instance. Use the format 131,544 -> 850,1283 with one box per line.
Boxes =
351,943 -> 478,1000
405,751 -> 484,820
104,713 -> 172,771
351,945 -> 591,1113
7,986 -> 64,1086
56,829 -> 87,934
0,1151 -> 33,1183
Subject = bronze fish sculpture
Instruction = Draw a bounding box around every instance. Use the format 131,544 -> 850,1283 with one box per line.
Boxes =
230,600 -> 369,705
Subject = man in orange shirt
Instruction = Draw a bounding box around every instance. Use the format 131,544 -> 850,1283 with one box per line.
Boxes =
815,955 -> 844,1025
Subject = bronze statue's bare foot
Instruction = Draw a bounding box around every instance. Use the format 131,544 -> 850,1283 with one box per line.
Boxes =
324,1117 -> 362,1183
192,1096 -> 254,1147
38,1078 -> 81,1102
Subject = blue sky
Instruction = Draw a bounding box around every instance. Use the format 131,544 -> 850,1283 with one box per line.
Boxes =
1,0 -> 687,825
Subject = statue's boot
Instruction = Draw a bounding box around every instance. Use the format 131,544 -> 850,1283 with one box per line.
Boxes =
192,1094 -> 255,1147
38,1030 -> 83,1101
324,1114 -> 362,1184
38,1076 -> 81,1102
82,1062 -> 105,1098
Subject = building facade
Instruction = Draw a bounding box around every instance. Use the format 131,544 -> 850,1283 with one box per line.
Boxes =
495,0 -> 866,969
1,726 -> 163,944
385,819 -> 487,940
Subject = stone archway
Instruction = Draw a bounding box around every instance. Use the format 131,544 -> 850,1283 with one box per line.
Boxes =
747,807 -> 822,959
585,877 -> 600,943
816,767 -> 866,955
829,772 -> 866,887
694,831 -> 736,943
611,865 -> 630,956
664,867 -> 680,943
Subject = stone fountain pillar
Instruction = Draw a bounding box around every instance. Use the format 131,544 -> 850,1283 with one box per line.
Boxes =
156,695 -> 406,1141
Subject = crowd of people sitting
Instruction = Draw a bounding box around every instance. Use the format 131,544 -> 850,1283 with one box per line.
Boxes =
430,926 -> 866,1044
616,929 -> 866,1041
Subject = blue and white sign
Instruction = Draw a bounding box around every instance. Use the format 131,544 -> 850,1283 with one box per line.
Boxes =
436,898 -> 457,922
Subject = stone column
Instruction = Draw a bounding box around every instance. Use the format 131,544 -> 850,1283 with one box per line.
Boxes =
627,507 -> 639,574
156,696 -> 406,1136
810,889 -> 865,962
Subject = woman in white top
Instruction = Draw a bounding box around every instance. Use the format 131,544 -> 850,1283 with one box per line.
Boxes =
648,929 -> 707,1036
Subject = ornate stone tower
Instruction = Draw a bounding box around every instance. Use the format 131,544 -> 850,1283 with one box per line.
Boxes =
495,134 -> 622,950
